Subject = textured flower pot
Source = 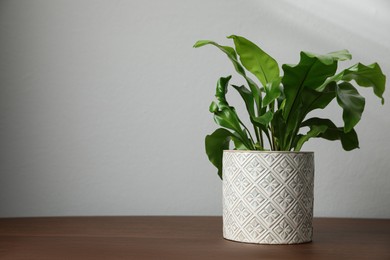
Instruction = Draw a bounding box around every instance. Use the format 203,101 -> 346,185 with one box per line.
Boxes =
222,151 -> 314,244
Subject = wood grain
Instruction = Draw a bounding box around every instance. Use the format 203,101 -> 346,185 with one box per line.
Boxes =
0,217 -> 389,259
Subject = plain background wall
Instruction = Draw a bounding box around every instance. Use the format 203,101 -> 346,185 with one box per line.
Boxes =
0,0 -> 389,218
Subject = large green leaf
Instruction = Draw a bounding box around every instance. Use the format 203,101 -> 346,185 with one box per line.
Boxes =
194,40 -> 245,76
205,128 -> 232,179
281,50 -> 351,150
304,49 -> 351,65
232,84 -> 275,135
205,128 -> 248,179
193,40 -> 261,108
231,84 -> 256,118
253,111 -> 274,126
316,62 -> 386,104
212,107 -> 242,133
301,118 -> 359,151
262,77 -> 282,107
336,82 -> 365,132
228,35 -> 279,87
213,77 -> 242,130
211,76 -> 254,149
282,51 -> 338,120
342,63 -> 386,104
294,125 -> 328,151
301,81 -> 337,115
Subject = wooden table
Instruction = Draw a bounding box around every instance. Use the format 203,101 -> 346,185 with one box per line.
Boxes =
0,217 -> 389,259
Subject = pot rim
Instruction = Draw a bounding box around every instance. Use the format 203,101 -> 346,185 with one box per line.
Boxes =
223,150 -> 314,154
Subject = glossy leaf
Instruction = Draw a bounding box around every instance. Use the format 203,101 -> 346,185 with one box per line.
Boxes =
231,84 -> 256,118
282,51 -> 338,120
205,128 -> 232,179
211,76 -> 254,149
294,125 -> 328,151
193,40 -> 261,108
262,78 -> 282,107
303,49 -> 351,65
317,62 -> 386,104
342,63 -> 386,104
280,50 -> 352,150
301,118 -> 359,151
301,81 -> 337,115
253,111 -> 274,126
336,82 -> 365,132
194,40 -> 245,75
228,35 -> 279,87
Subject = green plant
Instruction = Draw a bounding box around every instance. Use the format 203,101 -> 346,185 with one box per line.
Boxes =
194,35 -> 386,179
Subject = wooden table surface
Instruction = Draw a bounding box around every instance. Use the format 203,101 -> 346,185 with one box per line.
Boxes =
0,217 -> 389,259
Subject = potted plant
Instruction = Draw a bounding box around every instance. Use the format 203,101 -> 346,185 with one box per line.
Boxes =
194,35 -> 386,244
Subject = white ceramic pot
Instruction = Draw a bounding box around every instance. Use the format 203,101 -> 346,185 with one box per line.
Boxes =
222,151 -> 314,244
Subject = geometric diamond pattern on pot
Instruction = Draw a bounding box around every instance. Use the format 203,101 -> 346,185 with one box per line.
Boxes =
273,219 -> 294,241
223,183 -> 238,209
244,187 -> 267,208
232,172 -> 251,193
259,203 -> 281,225
288,174 -> 304,195
263,233 -> 279,244
260,175 -> 281,195
245,217 -> 266,240
263,153 -> 278,164
274,190 -> 295,211
233,202 -> 252,223
245,157 -> 267,181
287,205 -> 304,226
222,151 -> 314,244
274,156 -> 296,181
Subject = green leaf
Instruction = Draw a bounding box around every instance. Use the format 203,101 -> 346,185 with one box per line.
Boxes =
205,128 -> 249,179
282,51 -> 338,120
281,51 -> 345,150
232,84 -> 274,134
303,49 -> 351,65
294,125 -> 328,151
262,78 -> 282,107
193,40 -> 262,108
215,75 -> 231,109
231,135 -> 248,150
205,128 -> 232,179
336,82 -> 365,132
339,128 -> 359,151
301,81 -> 337,114
316,62 -> 386,104
342,63 -> 386,104
271,109 -> 286,150
213,108 -> 243,134
231,84 -> 256,118
227,35 -> 279,87
301,118 -> 359,151
194,40 -> 246,80
209,101 -> 218,113
253,111 -> 274,126
211,76 -> 254,149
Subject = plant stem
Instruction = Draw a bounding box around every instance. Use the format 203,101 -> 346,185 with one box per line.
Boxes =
258,91 -> 264,149
238,118 -> 256,149
269,100 -> 276,150
254,126 -> 261,147
268,126 -> 275,150
259,130 -> 264,149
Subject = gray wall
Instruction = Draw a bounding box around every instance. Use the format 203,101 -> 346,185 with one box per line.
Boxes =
1,0 -> 389,218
